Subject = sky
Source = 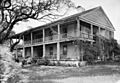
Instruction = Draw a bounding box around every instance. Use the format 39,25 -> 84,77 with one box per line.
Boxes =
13,0 -> 120,43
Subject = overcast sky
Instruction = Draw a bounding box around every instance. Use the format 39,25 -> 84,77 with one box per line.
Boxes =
14,0 -> 120,43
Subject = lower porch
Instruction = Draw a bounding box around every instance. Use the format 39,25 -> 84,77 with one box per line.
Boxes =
23,41 -> 82,61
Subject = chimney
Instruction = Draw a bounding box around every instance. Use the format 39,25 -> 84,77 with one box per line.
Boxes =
76,6 -> 85,13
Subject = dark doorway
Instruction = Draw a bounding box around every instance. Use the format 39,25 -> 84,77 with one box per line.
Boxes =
34,46 -> 43,58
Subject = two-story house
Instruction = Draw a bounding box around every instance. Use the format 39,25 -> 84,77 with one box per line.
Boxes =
11,6 -> 115,64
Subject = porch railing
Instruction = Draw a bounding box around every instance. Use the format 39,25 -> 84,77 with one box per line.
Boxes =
60,32 -> 93,40
32,38 -> 43,44
45,34 -> 58,42
24,40 -> 31,45
24,32 -> 93,45
80,32 -> 93,40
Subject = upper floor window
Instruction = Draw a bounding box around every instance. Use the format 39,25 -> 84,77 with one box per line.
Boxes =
62,27 -> 67,38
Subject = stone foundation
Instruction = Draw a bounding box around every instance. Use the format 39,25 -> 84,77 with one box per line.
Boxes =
49,60 -> 87,67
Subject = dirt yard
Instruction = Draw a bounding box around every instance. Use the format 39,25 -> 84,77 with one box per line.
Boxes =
18,65 -> 120,83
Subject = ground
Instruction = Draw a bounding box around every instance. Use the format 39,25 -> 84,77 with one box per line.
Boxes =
18,64 -> 120,83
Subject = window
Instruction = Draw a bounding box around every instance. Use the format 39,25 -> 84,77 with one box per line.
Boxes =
62,27 -> 67,38
49,47 -> 53,55
49,30 -> 53,40
63,45 -> 67,55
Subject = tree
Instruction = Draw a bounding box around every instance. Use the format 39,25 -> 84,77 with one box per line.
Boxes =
73,40 -> 98,62
0,0 -> 74,44
0,0 -> 75,82
94,35 -> 120,61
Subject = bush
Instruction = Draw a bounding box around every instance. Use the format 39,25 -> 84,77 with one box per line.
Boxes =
83,51 -> 95,65
0,45 -> 21,83
37,58 -> 50,66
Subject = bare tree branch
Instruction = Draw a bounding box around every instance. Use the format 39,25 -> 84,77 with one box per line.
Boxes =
0,0 -> 75,49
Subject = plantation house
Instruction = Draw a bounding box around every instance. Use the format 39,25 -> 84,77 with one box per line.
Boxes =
11,6 -> 115,63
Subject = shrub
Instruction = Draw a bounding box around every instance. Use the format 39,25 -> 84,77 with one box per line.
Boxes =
0,45 -> 21,83
37,58 -> 50,66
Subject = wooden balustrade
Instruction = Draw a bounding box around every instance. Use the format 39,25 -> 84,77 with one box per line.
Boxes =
32,38 -> 43,44
24,32 -> 94,45
45,34 -> 58,42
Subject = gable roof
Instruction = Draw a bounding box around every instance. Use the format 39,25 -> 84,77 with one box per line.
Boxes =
10,6 -> 115,38
80,6 -> 115,31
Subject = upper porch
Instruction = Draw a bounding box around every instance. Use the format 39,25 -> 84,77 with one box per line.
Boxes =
10,6 -> 114,48
23,20 -> 94,46
23,20 -> 114,47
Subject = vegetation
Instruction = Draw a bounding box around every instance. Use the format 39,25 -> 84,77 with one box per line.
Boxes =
0,0 -> 75,82
0,45 -> 22,83
75,35 -> 120,63
0,0 -> 74,50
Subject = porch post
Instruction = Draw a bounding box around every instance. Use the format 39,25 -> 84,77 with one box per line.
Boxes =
112,52 -> 115,60
22,35 -> 25,58
23,47 -> 25,58
90,24 -> 93,44
98,27 -> 101,35
98,27 -> 102,60
43,44 -> 45,58
43,29 -> 46,58
31,46 -> 33,57
76,18 -> 82,61
43,29 -> 45,42
76,18 -> 80,37
58,24 -> 60,40
31,32 -> 33,44
57,42 -> 60,60
57,24 -> 60,60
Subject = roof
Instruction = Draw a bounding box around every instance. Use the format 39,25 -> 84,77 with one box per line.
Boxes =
10,6 -> 115,38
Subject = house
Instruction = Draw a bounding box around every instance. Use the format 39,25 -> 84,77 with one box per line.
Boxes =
10,6 -> 115,64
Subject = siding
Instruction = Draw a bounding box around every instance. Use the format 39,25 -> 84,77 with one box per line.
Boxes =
60,42 -> 80,60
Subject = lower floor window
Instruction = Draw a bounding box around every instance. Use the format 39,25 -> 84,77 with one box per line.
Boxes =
63,45 -> 67,55
49,47 -> 53,55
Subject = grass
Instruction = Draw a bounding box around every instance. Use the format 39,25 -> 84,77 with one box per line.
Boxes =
18,64 -> 120,83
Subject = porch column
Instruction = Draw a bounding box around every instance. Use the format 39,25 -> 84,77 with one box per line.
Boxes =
58,24 -> 60,40
98,27 -> 102,60
43,44 -> 45,58
43,29 -> 46,58
98,27 -> 101,35
43,29 -> 45,42
31,32 -> 33,44
57,42 -> 60,60
31,46 -> 33,57
57,24 -> 60,60
23,47 -> 25,58
76,18 -> 80,37
90,24 -> 93,44
22,35 -> 25,58
112,52 -> 115,60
